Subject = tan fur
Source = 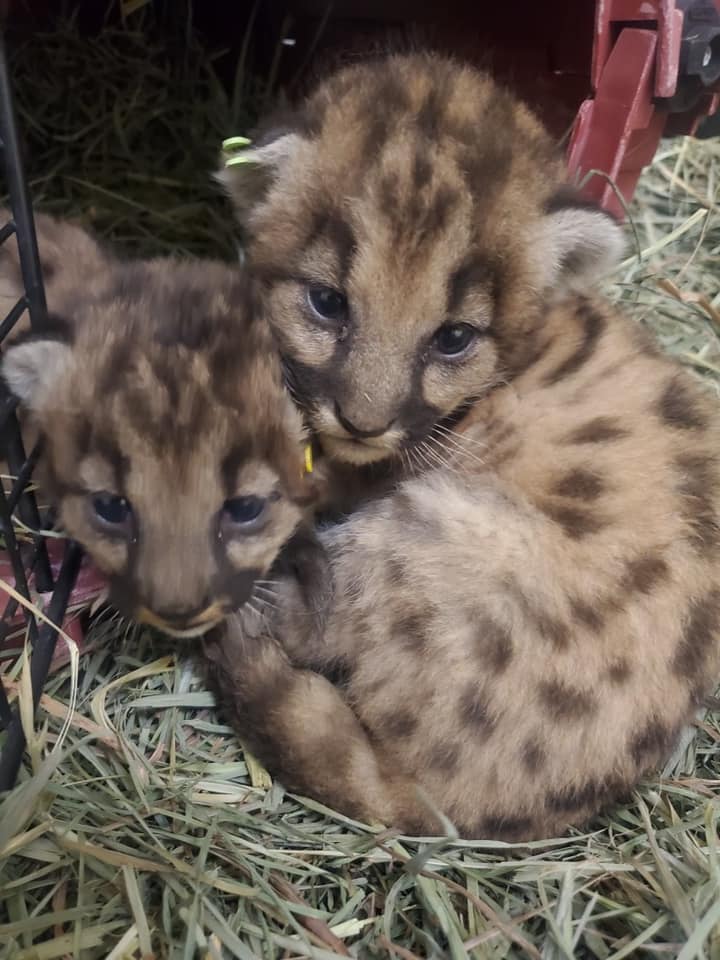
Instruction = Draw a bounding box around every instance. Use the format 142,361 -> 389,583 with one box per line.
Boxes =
207,55 -> 720,840
1,212 -> 316,638
219,52 -> 623,466
208,295 -> 720,840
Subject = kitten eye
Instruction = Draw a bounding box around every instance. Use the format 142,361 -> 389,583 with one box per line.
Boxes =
433,323 -> 477,357
307,285 -> 347,323
91,492 -> 132,530
223,495 -> 267,527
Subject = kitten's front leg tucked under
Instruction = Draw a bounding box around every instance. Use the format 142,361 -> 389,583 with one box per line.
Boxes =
202,620 -> 428,832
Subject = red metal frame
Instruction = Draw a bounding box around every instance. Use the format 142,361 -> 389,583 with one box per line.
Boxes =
569,0 -> 720,218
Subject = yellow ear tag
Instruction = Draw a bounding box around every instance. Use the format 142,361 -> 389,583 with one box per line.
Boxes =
303,444 -> 314,476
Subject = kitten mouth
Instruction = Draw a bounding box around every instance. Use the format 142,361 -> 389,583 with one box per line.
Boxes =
136,604 -> 227,638
321,433 -> 393,464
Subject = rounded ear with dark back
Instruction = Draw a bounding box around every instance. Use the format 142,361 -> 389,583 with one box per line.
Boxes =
0,209 -> 109,339
533,188 -> 626,296
214,120 -> 307,224
1,334 -> 73,414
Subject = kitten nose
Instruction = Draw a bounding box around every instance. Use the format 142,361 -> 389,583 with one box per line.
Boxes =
334,401 -> 395,439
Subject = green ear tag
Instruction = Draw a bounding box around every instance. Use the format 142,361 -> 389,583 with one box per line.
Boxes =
222,135 -> 252,152
225,154 -> 258,168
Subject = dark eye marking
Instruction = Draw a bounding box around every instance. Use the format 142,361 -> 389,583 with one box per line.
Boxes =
220,495 -> 270,536
91,492 -> 133,536
306,285 -> 348,325
447,256 -> 500,315
433,323 -> 478,358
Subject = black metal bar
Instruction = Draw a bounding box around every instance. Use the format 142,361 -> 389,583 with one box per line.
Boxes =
3,418 -> 53,591
0,29 -> 84,792
0,677 -> 12,727
0,542 -> 82,792
0,31 -> 52,594
6,439 -> 42,514
0,37 -> 48,326
0,480 -> 36,641
0,218 -> 15,243
0,294 -> 27,340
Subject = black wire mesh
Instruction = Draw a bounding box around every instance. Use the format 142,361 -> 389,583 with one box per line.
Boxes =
0,32 -> 82,793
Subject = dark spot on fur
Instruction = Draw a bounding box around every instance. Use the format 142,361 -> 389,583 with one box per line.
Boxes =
658,377 -> 707,430
37,312 -> 73,343
475,616 -> 514,672
412,151 -> 433,191
505,578 -> 571,651
622,553 -> 669,595
570,598 -> 605,632
544,186 -> 609,215
387,557 -> 409,584
606,657 -> 632,684
447,255 -> 499,315
672,590 -> 720,692
542,301 -> 606,385
459,683 -> 495,733
313,656 -> 354,690
92,433 -> 130,492
547,776 -> 625,814
630,717 -> 674,764
538,680 -> 597,720
221,442 -> 252,498
552,468 -> 606,501
377,172 -> 400,218
416,83 -> 444,140
539,500 -> 609,539
490,441 -> 522,468
521,739 -> 546,773
391,489 -> 445,540
381,709 -> 419,739
393,611 -> 431,654
675,453 -> 720,556
422,185 -> 460,239
478,814 -> 534,841
564,417 -> 630,445
427,741 -> 461,772
308,211 -> 357,281
536,610 -> 571,650
487,420 -> 516,445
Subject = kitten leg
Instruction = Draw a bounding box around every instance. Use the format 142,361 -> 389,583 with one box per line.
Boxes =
203,622 -> 432,833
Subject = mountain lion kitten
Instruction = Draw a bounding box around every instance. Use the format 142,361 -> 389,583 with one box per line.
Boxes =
207,54 -> 720,839
0,213 -> 317,638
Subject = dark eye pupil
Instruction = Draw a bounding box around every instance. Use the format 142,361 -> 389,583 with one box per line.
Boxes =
93,493 -> 130,525
308,286 -> 346,321
224,496 -> 266,525
435,324 -> 475,355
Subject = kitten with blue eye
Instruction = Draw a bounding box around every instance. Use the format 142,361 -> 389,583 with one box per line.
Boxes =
0,211 -> 320,639
206,52 -> 720,841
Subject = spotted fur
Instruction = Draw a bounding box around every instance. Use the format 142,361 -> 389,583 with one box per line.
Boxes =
207,56 -> 720,841
207,292 -> 720,840
0,213 -> 316,637
218,52 -> 624,466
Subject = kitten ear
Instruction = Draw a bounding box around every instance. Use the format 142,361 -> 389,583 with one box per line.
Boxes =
2,336 -> 73,412
214,123 -> 306,221
533,189 -> 626,294
0,210 -> 108,331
